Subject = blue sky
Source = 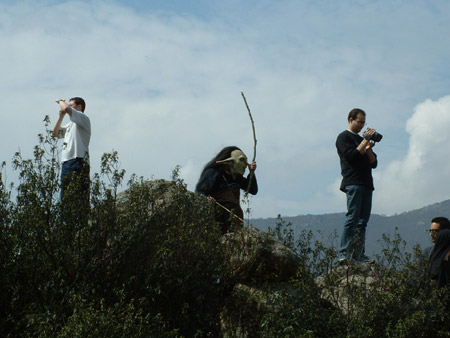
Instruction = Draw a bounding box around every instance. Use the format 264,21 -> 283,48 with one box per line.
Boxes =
1,0 -> 450,218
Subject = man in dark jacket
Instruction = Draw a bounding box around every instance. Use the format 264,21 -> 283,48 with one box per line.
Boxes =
423,217 -> 450,258
336,108 -> 378,263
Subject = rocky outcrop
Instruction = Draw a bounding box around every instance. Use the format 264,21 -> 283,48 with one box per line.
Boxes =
222,226 -> 301,283
315,263 -> 377,315
116,179 -> 179,216
219,226 -> 302,337
115,179 -> 313,337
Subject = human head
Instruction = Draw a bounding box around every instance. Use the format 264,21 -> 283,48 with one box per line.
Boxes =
429,217 -> 450,243
199,146 -> 247,177
216,149 -> 248,176
347,108 -> 366,134
69,97 -> 86,112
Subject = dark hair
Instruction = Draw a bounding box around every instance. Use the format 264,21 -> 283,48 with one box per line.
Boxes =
431,217 -> 450,230
347,108 -> 365,122
69,97 -> 86,112
199,146 -> 242,178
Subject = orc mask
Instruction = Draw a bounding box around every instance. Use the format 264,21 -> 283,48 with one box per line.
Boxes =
216,150 -> 248,176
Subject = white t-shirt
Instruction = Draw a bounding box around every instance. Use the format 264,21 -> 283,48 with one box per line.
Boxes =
59,108 -> 91,163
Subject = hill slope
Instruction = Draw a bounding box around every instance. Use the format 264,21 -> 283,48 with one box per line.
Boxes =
251,199 -> 450,255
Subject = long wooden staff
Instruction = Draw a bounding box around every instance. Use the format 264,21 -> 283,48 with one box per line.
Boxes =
214,200 -> 247,225
241,92 -> 257,196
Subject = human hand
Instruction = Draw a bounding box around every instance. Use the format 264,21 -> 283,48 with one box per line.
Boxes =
248,161 -> 257,171
365,140 -> 375,151
56,99 -> 65,104
363,128 -> 376,140
207,195 -> 216,203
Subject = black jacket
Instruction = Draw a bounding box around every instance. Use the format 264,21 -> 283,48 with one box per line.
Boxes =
196,168 -> 258,197
336,130 -> 377,192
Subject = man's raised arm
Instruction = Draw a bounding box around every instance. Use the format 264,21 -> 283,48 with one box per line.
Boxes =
52,99 -> 69,138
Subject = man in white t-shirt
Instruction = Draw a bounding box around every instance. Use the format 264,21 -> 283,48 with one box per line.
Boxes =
52,97 -> 91,200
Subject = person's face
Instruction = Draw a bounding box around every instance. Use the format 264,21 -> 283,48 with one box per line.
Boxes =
349,113 -> 366,134
430,222 -> 441,243
69,100 -> 82,112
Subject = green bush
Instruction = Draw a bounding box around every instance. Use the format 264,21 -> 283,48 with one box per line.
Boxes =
2,119 -> 450,337
267,218 -> 450,338
1,120 -> 225,337
56,297 -> 178,338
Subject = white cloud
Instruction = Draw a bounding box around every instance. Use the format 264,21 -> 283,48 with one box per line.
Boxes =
1,1 -> 450,218
374,95 -> 450,214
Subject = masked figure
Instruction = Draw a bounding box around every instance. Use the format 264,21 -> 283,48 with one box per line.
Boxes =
196,146 -> 258,234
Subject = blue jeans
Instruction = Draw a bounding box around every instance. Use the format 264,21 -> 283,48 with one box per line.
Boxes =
339,185 -> 372,261
60,158 -> 90,201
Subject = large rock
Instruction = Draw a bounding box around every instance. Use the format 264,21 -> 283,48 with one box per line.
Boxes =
222,226 -> 301,283
116,179 -> 307,336
315,263 -> 377,314
116,179 -> 180,216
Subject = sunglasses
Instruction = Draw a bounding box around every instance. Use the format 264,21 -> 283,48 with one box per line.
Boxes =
427,229 -> 440,234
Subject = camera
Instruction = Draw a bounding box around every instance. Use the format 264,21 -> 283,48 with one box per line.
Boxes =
363,131 -> 383,142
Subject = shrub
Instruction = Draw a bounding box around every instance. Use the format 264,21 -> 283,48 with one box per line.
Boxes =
2,119 -> 450,337
267,218 -> 450,338
1,120 -> 226,337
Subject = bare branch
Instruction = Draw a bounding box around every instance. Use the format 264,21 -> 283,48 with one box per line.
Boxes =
241,92 -> 257,196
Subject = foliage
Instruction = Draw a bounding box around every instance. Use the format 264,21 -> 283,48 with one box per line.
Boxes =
262,217 -> 345,337
2,120 -> 450,337
257,275 -> 345,338
0,119 -> 224,337
268,219 -> 450,338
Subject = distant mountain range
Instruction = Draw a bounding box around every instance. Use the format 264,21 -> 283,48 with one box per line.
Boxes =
251,199 -> 450,256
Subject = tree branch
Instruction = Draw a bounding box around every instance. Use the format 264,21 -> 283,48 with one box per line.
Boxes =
241,92 -> 257,197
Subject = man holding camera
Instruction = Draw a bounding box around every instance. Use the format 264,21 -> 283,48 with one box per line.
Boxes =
336,108 -> 379,263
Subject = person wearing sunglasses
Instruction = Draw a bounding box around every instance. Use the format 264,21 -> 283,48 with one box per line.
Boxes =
429,229 -> 450,288
423,217 -> 450,258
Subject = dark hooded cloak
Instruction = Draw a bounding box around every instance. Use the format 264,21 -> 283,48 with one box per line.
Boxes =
429,229 -> 450,287
195,146 -> 257,234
